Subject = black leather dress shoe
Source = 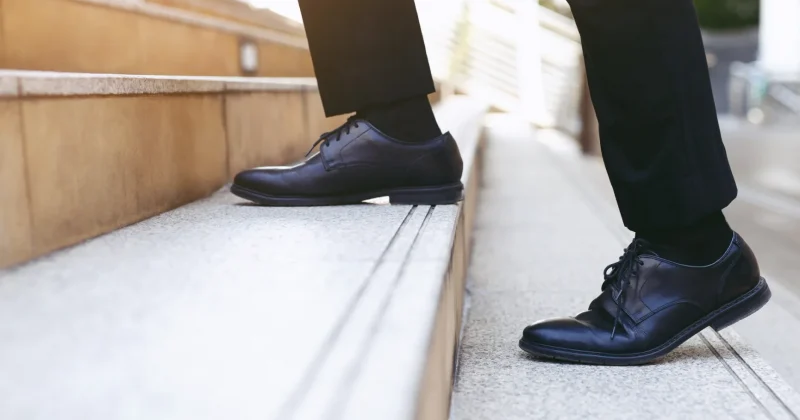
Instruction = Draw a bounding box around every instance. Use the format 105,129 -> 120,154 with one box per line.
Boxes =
519,233 -> 771,365
230,117 -> 464,206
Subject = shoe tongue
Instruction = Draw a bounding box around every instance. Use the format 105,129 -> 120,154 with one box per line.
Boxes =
632,237 -> 661,258
589,288 -> 624,320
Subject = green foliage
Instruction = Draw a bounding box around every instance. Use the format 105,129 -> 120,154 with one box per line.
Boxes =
693,0 -> 760,30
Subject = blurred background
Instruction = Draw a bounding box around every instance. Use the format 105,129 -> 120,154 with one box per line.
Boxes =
1,0 -> 799,393
259,0 -> 800,389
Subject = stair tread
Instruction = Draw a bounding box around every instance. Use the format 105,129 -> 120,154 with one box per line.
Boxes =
0,70 -> 317,97
72,0 -> 307,47
0,98 -> 487,420
450,117 -> 800,419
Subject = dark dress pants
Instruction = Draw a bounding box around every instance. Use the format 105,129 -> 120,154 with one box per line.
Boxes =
297,0 -> 738,231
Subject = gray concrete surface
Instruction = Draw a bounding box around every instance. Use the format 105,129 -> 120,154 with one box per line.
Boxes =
0,98 -> 486,420
450,117 -> 800,420
530,121 -> 800,393
0,193 -> 427,420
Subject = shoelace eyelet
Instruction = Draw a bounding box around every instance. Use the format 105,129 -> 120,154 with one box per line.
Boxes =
604,239 -> 646,340
305,117 -> 361,156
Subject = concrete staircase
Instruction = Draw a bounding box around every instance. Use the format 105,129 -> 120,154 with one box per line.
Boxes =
3,4 -> 798,420
0,0 -> 312,76
450,117 -> 800,420
0,71 -> 350,267
0,5 -> 489,416
3,73 -> 800,419
144,0 -> 304,32
0,3 -> 494,417
0,91 -> 488,419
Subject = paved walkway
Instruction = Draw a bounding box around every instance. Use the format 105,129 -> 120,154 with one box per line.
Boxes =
450,117 -> 800,419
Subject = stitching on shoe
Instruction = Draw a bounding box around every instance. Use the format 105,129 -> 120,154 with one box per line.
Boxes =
715,251 -> 742,307
524,279 -> 765,360
643,234 -> 738,269
636,300 -> 706,325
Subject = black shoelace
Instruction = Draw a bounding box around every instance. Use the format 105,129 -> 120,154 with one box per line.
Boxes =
305,116 -> 361,157
602,239 -> 646,339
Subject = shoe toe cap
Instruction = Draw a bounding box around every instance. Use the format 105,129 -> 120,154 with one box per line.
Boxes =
233,168 -> 265,190
233,167 -> 291,193
522,312 -> 640,354
522,318 -> 591,349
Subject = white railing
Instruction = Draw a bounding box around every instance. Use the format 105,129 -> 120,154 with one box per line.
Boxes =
248,0 -> 590,135
419,0 -> 585,133
729,61 -> 800,124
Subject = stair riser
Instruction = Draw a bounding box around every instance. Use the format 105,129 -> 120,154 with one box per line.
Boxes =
0,0 -> 313,77
0,81 -> 345,268
145,0 -> 303,33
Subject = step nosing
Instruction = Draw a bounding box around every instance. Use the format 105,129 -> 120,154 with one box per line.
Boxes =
317,206 -> 437,420
699,333 -> 777,419
0,71 -> 318,97
710,329 -> 800,419
281,205 -> 440,417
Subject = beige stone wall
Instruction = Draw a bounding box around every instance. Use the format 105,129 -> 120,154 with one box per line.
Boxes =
257,42 -> 316,77
225,89 -> 346,177
0,101 -> 33,267
0,0 -> 315,77
225,91 -> 307,176
0,86 -> 342,268
4,0 -> 142,74
0,0 -> 5,67
22,95 -> 229,257
138,15 -> 242,76
146,0 -> 303,36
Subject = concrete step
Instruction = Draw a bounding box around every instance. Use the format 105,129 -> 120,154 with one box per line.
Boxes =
144,0 -> 305,35
450,116 -> 800,419
0,0 -> 312,76
0,97 -> 488,420
0,70 -> 346,268
541,120 -> 800,391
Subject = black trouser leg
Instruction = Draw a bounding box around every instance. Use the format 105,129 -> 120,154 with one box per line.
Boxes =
568,0 -> 737,231
298,0 -> 436,117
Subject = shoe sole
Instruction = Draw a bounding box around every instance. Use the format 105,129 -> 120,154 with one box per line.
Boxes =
230,182 -> 464,206
518,277 -> 771,366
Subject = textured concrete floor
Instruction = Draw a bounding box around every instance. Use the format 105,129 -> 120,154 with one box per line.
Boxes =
547,119 -> 800,392
450,117 -> 800,420
0,99 -> 487,420
0,194 -> 420,420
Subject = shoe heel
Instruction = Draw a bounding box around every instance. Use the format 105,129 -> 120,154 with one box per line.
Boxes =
711,277 -> 771,331
389,183 -> 464,205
